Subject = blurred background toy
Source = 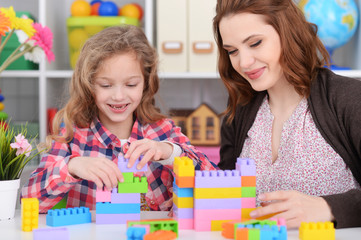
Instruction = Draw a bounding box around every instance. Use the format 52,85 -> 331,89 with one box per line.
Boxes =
71,0 -> 91,17
120,3 -> 143,20
90,1 -> 101,16
98,1 -> 118,16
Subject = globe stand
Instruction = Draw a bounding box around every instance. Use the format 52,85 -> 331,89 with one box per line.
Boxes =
325,47 -> 351,70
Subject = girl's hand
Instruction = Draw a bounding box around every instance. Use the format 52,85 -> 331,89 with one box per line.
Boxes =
68,157 -> 123,190
249,190 -> 334,229
124,139 -> 173,170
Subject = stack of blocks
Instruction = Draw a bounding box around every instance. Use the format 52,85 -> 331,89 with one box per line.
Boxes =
173,157 -> 257,231
95,155 -> 148,224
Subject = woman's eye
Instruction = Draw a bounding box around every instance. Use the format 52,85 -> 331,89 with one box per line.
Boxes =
227,49 -> 237,55
250,40 -> 262,48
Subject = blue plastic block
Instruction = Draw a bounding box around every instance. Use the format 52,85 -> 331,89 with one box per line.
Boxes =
96,202 -> 141,214
33,227 -> 69,240
173,181 -> 193,197
127,226 -> 146,240
276,225 -> 287,240
46,207 -> 91,227
118,155 -> 148,172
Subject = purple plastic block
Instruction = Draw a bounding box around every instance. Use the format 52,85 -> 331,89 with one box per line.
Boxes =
194,198 -> 242,209
111,189 -> 140,204
33,228 -> 69,240
118,155 -> 148,172
236,158 -> 256,176
195,170 -> 241,188
96,213 -> 140,224
173,204 -> 194,219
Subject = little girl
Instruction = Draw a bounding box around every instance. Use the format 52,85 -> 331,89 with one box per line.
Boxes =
21,25 -> 217,213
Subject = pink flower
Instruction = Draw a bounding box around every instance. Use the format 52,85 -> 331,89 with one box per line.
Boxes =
30,22 -> 55,63
10,134 -> 32,157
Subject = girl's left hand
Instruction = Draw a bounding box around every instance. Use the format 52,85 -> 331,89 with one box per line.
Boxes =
249,190 -> 335,229
124,139 -> 173,170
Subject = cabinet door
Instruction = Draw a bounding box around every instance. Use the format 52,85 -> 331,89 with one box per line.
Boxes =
156,0 -> 187,72
188,0 -> 217,72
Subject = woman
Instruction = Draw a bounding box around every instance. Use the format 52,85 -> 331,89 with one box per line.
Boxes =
213,0 -> 361,228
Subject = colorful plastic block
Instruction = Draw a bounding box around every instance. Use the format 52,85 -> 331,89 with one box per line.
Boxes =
211,220 -> 232,231
143,230 -> 177,240
177,218 -> 194,230
173,181 -> 193,197
33,227 -> 69,240
21,198 -> 39,232
194,219 -> 212,231
299,222 -> 335,240
127,226 -> 147,240
127,219 -> 178,236
173,193 -> 193,208
118,155 -> 148,172
111,190 -> 140,204
175,175 -> 194,188
132,224 -> 150,234
173,204 -> 194,219
96,202 -> 140,214
241,176 -> 256,187
174,156 -> 195,177
194,187 -> 242,199
46,207 -> 91,227
241,197 -> 256,208
96,213 -> 140,224
118,176 -> 148,193
236,158 -> 256,176
194,208 -> 242,221
195,170 -> 242,188
96,188 -> 111,202
194,198 -> 242,210
241,187 -> 256,198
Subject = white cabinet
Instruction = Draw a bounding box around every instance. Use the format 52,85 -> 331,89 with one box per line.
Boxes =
1,0 -> 361,143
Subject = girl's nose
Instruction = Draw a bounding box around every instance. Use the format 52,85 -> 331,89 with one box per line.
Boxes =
112,87 -> 125,101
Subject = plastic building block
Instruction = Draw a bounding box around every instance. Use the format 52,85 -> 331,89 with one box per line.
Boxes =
194,208 -> 242,221
46,207 -> 91,227
127,219 -> 178,236
241,176 -> 256,187
96,188 -> 111,202
241,187 -> 256,198
175,175 -> 194,188
118,176 -> 148,193
21,198 -> 39,232
235,227 -> 248,240
194,219 -> 212,231
177,218 -> 194,230
173,181 -> 193,197
194,187 -> 242,199
118,155 -> 148,172
123,172 -> 135,182
173,193 -> 193,208
111,190 -> 140,204
174,156 -> 195,177
96,213 -> 140,224
299,221 -> 335,240
143,230 -> 177,240
33,227 -> 69,240
96,202 -> 141,214
132,224 -> 150,234
195,170 -> 242,188
241,208 -> 256,220
173,204 -> 194,219
221,220 -> 245,239
127,226 -> 147,240
194,198 -> 242,210
236,158 -> 256,176
211,220 -> 232,231
241,197 -> 256,208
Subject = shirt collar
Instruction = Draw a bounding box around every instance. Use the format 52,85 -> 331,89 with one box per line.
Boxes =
90,118 -> 118,148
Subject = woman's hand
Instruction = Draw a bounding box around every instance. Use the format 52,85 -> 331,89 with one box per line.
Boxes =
124,139 -> 173,170
68,157 -> 123,190
249,190 -> 335,229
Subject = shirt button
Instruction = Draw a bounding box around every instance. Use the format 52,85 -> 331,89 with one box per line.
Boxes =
150,201 -> 155,205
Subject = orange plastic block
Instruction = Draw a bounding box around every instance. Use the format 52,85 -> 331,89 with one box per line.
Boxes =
144,230 -> 177,240
21,198 -> 39,232
241,176 -> 256,187
235,228 -> 248,240
211,220 -> 232,231
299,222 -> 335,240
221,219 -> 248,239
175,175 -> 194,188
174,157 -> 195,177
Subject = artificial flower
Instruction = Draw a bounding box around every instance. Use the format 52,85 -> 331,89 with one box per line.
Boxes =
0,11 -> 11,36
0,6 -> 35,38
10,134 -> 32,157
30,23 -> 55,63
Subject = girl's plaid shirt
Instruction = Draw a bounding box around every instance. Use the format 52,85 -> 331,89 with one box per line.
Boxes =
21,118 -> 217,213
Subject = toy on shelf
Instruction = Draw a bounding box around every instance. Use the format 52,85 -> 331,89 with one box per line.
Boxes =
120,3 -> 144,20
21,198 -> 39,232
98,1 -> 118,16
299,221 -> 335,240
71,0 -> 91,16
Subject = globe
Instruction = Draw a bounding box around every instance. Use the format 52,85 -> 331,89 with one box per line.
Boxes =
298,0 -> 359,69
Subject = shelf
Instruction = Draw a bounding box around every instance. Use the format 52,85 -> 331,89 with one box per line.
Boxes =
0,70 -> 40,78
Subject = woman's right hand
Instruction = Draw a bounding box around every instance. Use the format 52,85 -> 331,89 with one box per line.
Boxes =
68,157 -> 124,190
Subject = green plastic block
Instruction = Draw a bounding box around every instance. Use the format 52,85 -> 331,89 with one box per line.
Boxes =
242,187 -> 256,197
118,176 -> 148,193
248,228 -> 260,240
52,195 -> 67,210
128,219 -> 178,236
122,172 -> 134,183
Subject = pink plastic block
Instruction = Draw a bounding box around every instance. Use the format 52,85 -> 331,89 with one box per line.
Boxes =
236,158 -> 256,176
33,228 -> 69,240
194,209 -> 242,221
118,155 -> 148,172
173,204 -> 194,219
270,217 -> 286,226
96,188 -> 111,202
195,170 -> 241,188
194,198 -> 242,209
194,219 -> 212,231
178,218 -> 194,230
96,213 -> 140,224
111,189 -> 140,204
132,224 -> 150,234
241,197 -> 256,208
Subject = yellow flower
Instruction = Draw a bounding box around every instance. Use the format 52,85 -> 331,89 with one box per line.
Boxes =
0,6 -> 35,38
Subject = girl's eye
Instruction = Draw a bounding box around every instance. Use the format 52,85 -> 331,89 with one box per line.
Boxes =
100,84 -> 111,88
127,83 -> 138,87
250,40 -> 262,48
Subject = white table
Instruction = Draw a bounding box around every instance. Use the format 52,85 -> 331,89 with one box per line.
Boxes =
1,210 -> 360,240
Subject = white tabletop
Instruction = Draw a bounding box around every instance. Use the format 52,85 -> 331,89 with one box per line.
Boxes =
1,210 -> 361,240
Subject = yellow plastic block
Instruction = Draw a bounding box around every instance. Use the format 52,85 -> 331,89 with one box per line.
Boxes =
173,192 -> 193,208
174,157 -> 195,177
21,198 -> 39,232
241,208 -> 256,220
194,187 -> 242,199
211,219 -> 232,231
299,222 -> 335,240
